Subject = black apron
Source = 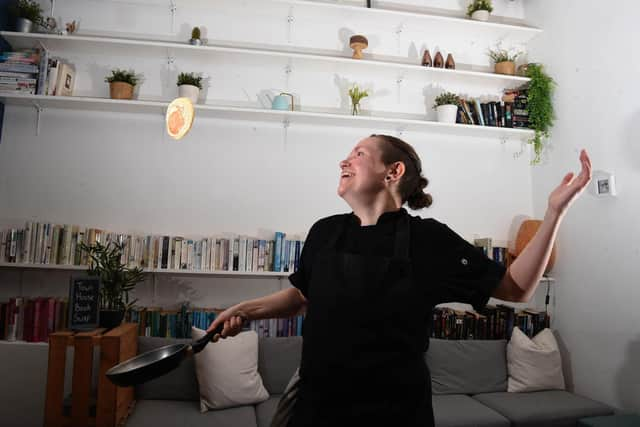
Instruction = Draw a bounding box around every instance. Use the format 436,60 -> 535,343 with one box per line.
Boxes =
290,213 -> 434,427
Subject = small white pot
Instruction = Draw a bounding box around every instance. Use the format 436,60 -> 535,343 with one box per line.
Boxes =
436,104 -> 458,123
16,17 -> 33,33
178,84 -> 200,104
471,10 -> 490,21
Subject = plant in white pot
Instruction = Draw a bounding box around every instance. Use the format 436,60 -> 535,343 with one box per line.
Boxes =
105,68 -> 140,100
177,72 -> 203,104
433,92 -> 460,123
466,0 -> 493,22
10,0 -> 43,33
189,26 -> 202,46
487,47 -> 522,76
78,241 -> 145,329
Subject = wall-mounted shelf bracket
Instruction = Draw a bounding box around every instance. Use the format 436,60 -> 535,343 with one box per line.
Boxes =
32,101 -> 43,136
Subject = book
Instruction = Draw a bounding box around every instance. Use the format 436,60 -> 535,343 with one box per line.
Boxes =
54,62 -> 75,96
473,237 -> 493,258
473,99 -> 485,126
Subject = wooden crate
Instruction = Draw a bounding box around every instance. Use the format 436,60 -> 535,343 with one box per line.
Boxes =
44,323 -> 138,427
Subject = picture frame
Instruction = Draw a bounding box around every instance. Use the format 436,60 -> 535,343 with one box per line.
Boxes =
68,274 -> 101,331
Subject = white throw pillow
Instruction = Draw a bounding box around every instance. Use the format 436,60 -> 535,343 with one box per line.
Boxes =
191,327 -> 269,411
507,327 -> 565,392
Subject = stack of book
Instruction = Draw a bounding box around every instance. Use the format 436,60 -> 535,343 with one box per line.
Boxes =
456,98 -> 515,128
503,88 -> 529,129
0,49 -> 39,94
0,48 -> 75,96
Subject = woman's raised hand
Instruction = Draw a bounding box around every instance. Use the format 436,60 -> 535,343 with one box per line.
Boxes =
547,149 -> 592,217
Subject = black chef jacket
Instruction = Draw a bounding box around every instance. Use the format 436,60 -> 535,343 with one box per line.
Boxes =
288,208 -> 506,426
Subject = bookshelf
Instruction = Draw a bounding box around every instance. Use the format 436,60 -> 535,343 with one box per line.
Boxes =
0,261 -> 288,279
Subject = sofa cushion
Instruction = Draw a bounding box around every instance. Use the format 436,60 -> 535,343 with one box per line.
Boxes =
473,390 -> 614,427
507,327 -> 565,392
258,336 -> 302,394
426,339 -> 508,394
255,395 -> 282,427
432,394 -> 510,427
134,336 -> 200,401
192,328 -> 269,411
124,400 -> 258,427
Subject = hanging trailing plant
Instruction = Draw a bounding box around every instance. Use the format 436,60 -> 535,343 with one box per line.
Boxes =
525,63 -> 555,164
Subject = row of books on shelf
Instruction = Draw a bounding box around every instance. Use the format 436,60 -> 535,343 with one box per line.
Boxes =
1,297 -> 68,343
126,305 -> 303,339
432,305 -> 550,341
0,222 -> 305,273
0,48 -> 75,96
473,237 -> 511,268
0,297 -> 304,343
456,89 -> 530,128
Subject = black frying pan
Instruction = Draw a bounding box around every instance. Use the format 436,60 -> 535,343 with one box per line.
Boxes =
106,323 -> 223,387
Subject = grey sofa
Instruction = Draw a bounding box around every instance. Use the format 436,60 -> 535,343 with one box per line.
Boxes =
124,336 -> 613,427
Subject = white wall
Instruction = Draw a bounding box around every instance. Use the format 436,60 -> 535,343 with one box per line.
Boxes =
0,1 -> 544,425
526,0 -> 640,414
1,0 -> 537,308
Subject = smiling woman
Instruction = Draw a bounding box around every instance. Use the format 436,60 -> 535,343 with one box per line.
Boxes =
338,135 -> 433,221
206,133 -> 592,427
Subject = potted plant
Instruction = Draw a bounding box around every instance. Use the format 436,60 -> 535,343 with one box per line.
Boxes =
524,63 -> 555,165
10,0 -> 43,33
487,47 -> 522,75
348,85 -> 369,116
189,26 -> 202,46
466,0 -> 493,21
78,241 -> 145,329
433,91 -> 459,123
177,72 -> 203,103
105,68 -> 140,100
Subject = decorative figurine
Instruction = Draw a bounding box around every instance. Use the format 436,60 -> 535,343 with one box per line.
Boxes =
421,49 -> 432,67
445,53 -> 455,69
433,51 -> 444,68
349,35 -> 368,59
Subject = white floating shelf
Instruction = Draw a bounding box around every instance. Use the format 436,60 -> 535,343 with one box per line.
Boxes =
252,0 -> 542,45
0,31 -> 530,88
0,93 -> 535,139
0,262 -> 289,278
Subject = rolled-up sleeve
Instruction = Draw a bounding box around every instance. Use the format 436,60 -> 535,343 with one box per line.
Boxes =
433,223 -> 506,312
288,219 -> 325,298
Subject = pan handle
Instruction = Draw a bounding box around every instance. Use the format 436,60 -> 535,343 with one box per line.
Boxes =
191,323 -> 224,354
191,313 -> 250,354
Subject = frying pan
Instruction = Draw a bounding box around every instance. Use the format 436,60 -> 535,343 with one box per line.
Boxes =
106,323 -> 223,387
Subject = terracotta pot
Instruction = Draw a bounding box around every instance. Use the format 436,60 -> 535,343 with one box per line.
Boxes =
515,219 -> 557,273
109,81 -> 134,100
495,61 -> 516,75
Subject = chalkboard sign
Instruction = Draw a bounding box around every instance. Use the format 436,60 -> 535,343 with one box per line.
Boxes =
68,275 -> 101,331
